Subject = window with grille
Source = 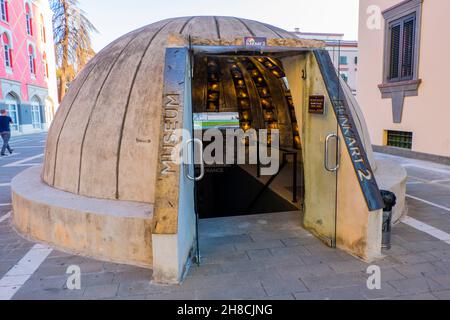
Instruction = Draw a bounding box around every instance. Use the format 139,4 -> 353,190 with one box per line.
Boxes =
2,32 -> 12,69
388,14 -> 416,82
386,130 -> 413,149
25,4 -> 33,36
28,45 -> 36,75
0,0 -> 8,22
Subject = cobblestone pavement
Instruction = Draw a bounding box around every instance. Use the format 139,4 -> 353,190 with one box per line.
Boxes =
1,133 -> 450,300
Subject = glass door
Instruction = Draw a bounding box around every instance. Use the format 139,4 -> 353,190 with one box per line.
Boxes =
31,103 -> 42,129
282,52 -> 340,248
5,97 -> 19,132
303,93 -> 340,248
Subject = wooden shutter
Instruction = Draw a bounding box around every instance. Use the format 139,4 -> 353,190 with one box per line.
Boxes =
5,0 -> 8,22
389,24 -> 401,80
402,17 -> 416,78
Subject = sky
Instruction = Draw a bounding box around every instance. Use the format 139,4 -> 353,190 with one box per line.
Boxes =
78,0 -> 360,52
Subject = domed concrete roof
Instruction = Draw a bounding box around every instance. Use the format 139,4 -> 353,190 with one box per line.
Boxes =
42,16 -> 296,203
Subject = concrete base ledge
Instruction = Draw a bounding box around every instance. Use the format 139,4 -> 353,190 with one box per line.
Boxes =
11,166 -> 154,268
374,156 -> 408,224
374,145 -> 450,166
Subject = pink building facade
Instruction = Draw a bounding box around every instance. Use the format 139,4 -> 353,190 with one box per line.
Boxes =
0,0 -> 58,134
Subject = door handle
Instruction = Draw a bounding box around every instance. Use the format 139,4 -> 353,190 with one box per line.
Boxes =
324,133 -> 341,172
185,138 -> 205,181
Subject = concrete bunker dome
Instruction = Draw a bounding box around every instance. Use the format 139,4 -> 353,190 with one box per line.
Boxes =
42,16 -> 298,203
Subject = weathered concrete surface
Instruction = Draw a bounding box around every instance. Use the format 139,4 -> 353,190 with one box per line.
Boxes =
11,166 -> 154,268
42,16 -> 295,205
375,156 -> 408,224
40,16 -> 304,242
284,53 -> 384,262
336,133 -> 383,262
27,16 -> 399,281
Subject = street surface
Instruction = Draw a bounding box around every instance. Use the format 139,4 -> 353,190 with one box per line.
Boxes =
1,133 -> 450,300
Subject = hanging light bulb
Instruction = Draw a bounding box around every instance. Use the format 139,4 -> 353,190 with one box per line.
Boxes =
238,90 -> 248,98
259,87 -> 269,97
267,134 -> 272,146
268,122 -> 278,130
209,83 -> 219,91
261,99 -> 271,109
264,111 -> 274,121
272,70 -> 281,77
241,111 -> 250,121
239,99 -> 250,109
233,71 -> 243,79
208,102 -> 217,111
241,121 -> 251,131
294,136 -> 301,148
208,92 -> 219,101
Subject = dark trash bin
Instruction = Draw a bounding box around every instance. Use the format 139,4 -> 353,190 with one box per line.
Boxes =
381,190 -> 397,250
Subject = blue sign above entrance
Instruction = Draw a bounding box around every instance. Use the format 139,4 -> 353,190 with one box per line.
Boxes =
244,37 -> 267,47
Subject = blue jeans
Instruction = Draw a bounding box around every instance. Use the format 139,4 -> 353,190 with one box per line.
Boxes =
1,132 -> 12,155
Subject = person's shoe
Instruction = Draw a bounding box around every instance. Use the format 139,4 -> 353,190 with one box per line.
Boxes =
0,154 -> 5,157
9,149 -> 13,154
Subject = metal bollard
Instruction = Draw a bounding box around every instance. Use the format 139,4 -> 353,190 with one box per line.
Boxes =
381,190 -> 397,250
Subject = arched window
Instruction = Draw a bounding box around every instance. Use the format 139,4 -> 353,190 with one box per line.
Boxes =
25,3 -> 33,36
1,0 -> 8,22
43,52 -> 49,78
5,93 -> 19,132
31,96 -> 42,129
40,14 -> 46,43
2,32 -> 12,69
45,97 -> 55,124
28,44 -> 36,75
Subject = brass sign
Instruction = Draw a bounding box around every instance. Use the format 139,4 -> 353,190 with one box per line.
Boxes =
309,95 -> 325,114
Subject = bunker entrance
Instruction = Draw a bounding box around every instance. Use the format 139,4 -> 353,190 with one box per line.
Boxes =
191,54 -> 305,219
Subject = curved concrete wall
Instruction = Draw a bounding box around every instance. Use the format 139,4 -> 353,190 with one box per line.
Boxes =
12,166 -> 154,268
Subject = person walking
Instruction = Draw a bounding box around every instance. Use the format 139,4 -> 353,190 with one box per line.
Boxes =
0,109 -> 14,157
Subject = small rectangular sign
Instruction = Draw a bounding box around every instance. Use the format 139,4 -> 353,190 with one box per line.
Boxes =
244,37 -> 267,47
309,95 -> 325,114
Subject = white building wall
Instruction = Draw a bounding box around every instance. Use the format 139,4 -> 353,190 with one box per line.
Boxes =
35,0 -> 59,126
293,31 -> 358,95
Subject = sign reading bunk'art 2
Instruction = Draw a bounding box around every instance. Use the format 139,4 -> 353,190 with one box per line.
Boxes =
244,37 -> 267,47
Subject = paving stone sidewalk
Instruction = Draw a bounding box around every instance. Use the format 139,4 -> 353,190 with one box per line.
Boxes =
1,148 -> 450,300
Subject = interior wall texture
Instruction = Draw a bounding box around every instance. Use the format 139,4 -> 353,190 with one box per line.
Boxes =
358,0 -> 450,157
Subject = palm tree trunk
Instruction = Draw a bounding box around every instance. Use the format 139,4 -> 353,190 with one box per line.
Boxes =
58,0 -> 70,102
